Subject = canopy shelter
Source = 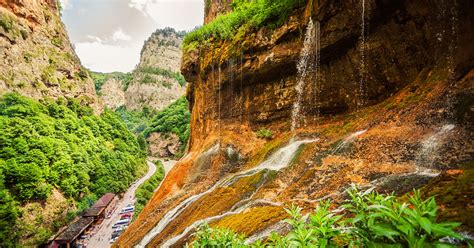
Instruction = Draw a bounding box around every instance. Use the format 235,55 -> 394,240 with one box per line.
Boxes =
54,217 -> 94,247
83,193 -> 115,218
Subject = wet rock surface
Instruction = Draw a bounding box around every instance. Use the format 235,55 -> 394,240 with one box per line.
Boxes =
116,1 -> 474,247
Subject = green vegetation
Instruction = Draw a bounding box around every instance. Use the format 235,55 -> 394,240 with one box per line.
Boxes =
115,105 -> 155,134
0,12 -> 28,40
134,160 -> 165,219
0,93 -> 146,246
0,167 -> 20,247
256,128 -> 273,139
190,187 -> 468,247
114,97 -> 191,157
90,68 -> 186,93
137,67 -> 187,86
90,71 -> 133,92
144,96 -> 191,145
184,0 -> 305,50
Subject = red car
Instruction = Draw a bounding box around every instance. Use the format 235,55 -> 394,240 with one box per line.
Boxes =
120,213 -> 131,219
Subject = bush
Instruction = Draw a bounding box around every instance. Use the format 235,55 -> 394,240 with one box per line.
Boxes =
189,187 -> 467,247
0,93 -> 147,246
144,97 -> 191,146
133,161 -> 165,219
256,128 -> 273,139
183,0 -> 305,50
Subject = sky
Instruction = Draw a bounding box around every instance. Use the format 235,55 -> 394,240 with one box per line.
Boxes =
60,0 -> 204,73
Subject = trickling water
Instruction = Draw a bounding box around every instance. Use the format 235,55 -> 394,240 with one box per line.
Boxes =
137,139 -> 316,247
136,144 -> 220,248
291,19 -> 317,136
240,52 -> 244,123
218,64 -> 222,144
313,20 -> 321,124
416,124 -> 455,168
370,125 -> 455,190
358,0 -> 367,108
332,129 -> 368,154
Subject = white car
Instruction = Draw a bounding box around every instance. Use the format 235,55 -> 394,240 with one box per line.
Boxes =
109,237 -> 118,244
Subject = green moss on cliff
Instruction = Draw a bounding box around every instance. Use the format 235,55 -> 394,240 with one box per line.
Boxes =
183,0 -> 305,51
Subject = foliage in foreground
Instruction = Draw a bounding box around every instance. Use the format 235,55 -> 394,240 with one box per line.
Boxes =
189,188 -> 467,247
184,0 -> 305,50
134,160 -> 165,219
0,93 -> 146,246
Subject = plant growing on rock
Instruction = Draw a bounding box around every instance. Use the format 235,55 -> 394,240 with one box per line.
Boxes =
189,188 -> 467,247
256,128 -> 273,139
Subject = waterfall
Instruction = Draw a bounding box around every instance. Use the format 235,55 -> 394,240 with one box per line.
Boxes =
218,64 -> 222,144
313,20 -> 321,124
358,0 -> 367,108
136,139 -> 316,247
332,129 -> 368,154
291,19 -> 318,136
416,124 -> 455,168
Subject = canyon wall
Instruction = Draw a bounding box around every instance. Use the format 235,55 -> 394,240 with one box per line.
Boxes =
100,28 -> 186,111
0,0 -> 101,112
116,1 -> 474,247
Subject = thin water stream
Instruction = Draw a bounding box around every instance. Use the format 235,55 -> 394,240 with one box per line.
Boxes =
291,19 -> 318,136
136,139 -> 316,247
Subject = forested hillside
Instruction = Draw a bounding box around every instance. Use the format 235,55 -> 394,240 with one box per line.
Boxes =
115,96 -> 191,159
0,93 -> 146,246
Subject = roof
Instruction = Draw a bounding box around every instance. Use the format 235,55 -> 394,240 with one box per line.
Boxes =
55,217 -> 94,243
83,207 -> 104,217
92,193 -> 115,208
82,193 -> 115,217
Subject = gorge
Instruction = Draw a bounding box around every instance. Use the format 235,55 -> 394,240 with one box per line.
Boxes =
0,0 -> 473,247
116,0 -> 473,247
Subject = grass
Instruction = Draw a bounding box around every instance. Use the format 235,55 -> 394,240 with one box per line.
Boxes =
183,0 -> 305,51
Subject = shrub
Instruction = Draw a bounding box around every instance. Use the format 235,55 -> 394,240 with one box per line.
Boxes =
144,97 -> 191,146
256,128 -> 273,139
0,93 -> 147,246
133,161 -> 165,219
190,188 -> 467,247
183,0 -> 306,50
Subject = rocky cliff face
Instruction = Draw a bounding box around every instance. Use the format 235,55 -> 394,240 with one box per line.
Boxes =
117,1 -> 474,247
100,28 -> 186,111
0,0 -> 101,112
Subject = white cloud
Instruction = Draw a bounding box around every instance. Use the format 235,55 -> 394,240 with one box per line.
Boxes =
60,0 -> 72,10
75,41 -> 142,73
146,1 -> 204,31
112,29 -> 132,41
128,0 -> 151,14
85,35 -> 102,43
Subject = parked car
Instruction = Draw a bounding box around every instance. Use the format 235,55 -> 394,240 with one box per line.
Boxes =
121,213 -> 132,218
120,214 -> 131,220
120,206 -> 134,214
109,237 -> 118,243
112,219 -> 130,228
114,225 -> 127,232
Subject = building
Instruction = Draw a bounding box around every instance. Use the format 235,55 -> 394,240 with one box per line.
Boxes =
83,193 -> 116,220
46,193 -> 116,248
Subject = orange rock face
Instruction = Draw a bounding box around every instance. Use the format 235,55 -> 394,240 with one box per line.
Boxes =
116,0 -> 474,247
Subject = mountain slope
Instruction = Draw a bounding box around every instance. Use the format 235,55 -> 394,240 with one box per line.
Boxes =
98,28 -> 187,111
116,0 -> 473,247
0,0 -> 101,112
0,1 -> 147,246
